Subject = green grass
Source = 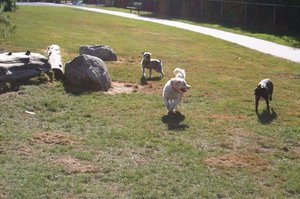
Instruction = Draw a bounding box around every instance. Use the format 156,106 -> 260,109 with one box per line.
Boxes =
0,6 -> 300,198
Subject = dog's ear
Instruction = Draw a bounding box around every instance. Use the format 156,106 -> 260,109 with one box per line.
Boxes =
142,52 -> 145,55
256,85 -> 262,90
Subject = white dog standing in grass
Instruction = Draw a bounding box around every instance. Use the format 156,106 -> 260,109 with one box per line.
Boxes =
163,68 -> 191,113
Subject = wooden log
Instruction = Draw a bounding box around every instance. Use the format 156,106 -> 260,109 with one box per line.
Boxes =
0,51 -> 51,83
46,44 -> 64,79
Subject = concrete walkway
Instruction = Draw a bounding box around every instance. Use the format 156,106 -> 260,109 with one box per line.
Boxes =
18,2 -> 300,64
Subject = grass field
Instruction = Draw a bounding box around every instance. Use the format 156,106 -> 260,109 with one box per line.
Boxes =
0,6 -> 300,198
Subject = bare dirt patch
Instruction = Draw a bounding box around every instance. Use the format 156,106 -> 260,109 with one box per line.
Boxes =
106,81 -> 160,95
0,192 -> 9,199
205,153 -> 269,170
31,132 -> 75,145
0,90 -> 20,98
106,82 -> 139,95
115,57 -> 137,63
54,156 -> 98,173
16,145 -> 35,156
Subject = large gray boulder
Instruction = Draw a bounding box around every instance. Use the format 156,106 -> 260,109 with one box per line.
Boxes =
65,54 -> 112,91
79,45 -> 117,61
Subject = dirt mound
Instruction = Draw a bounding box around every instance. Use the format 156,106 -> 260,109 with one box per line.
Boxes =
55,156 -> 98,173
0,90 -> 20,98
106,81 -> 161,95
205,153 -> 268,170
31,132 -> 75,145
106,82 -> 139,95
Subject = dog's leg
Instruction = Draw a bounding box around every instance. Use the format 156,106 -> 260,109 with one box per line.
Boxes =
268,81 -> 273,101
269,90 -> 273,101
164,98 -> 171,110
160,66 -> 164,78
169,98 -> 181,113
265,98 -> 270,113
160,71 -> 164,78
142,67 -> 146,77
255,97 -> 259,113
178,94 -> 183,104
149,69 -> 152,79
169,101 -> 176,113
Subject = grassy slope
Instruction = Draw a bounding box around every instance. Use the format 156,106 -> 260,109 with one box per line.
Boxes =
0,6 -> 299,198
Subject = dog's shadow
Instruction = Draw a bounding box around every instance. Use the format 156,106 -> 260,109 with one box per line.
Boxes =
140,76 -> 162,85
147,76 -> 162,81
162,111 -> 189,130
257,108 -> 277,124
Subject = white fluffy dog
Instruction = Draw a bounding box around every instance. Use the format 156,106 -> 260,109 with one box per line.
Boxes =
162,68 -> 191,113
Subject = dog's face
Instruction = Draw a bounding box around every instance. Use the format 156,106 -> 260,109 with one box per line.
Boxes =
142,52 -> 151,62
171,78 -> 191,93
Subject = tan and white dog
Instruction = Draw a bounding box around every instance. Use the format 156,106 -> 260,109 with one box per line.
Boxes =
162,68 -> 191,113
141,52 -> 164,79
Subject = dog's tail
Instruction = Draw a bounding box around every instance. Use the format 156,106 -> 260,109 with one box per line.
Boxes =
174,68 -> 186,79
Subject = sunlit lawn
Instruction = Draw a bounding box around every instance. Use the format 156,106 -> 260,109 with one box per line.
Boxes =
0,6 -> 299,198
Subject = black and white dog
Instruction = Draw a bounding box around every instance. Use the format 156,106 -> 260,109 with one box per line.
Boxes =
254,79 -> 274,113
141,52 -> 164,79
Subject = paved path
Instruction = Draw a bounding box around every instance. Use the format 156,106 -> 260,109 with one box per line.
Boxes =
18,2 -> 300,64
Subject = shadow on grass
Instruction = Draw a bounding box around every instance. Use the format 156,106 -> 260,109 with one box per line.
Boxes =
63,83 -> 95,96
63,79 -> 99,96
139,76 -> 162,85
257,108 -> 277,124
147,76 -> 162,81
0,73 -> 50,94
162,111 -> 189,131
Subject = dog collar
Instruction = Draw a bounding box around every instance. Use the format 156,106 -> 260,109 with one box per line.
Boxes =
171,82 -> 182,93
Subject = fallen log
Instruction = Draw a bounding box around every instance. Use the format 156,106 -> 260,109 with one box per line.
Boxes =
0,51 -> 51,83
46,44 -> 64,79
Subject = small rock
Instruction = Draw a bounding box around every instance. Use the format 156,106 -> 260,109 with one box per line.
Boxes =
79,45 -> 117,61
